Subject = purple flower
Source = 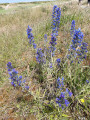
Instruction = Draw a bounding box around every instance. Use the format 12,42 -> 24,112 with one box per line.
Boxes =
71,28 -> 83,50
52,5 -> 61,34
18,76 -> 22,80
70,20 -> 75,37
33,43 -> 37,49
57,77 -> 64,89
56,58 -> 61,66
77,42 -> 88,61
68,26 -> 88,63
18,80 -> 22,86
86,80 -> 89,84
49,34 -> 57,56
36,48 -> 45,64
49,62 -> 53,68
64,99 -> 70,107
7,62 -> 29,90
56,92 -> 69,109
66,88 -> 72,97
27,25 -> 37,49
25,86 -> 29,90
50,34 -> 57,46
23,80 -> 26,83
7,62 -> 13,71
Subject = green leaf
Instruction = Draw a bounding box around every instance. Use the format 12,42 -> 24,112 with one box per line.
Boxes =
16,104 -> 20,108
62,114 -> 69,117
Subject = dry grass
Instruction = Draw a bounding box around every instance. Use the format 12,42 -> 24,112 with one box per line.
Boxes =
0,3 -> 52,67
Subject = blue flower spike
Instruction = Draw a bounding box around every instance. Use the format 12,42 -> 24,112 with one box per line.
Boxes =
56,92 -> 70,109
70,20 -> 75,37
36,48 -> 45,64
27,25 -> 37,49
7,62 -> 29,91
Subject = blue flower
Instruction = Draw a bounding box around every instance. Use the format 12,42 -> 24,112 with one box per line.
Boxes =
7,62 -> 12,67
11,81 -> 15,86
56,58 -> 61,66
23,79 -> 26,83
27,25 -> 32,35
27,25 -> 37,49
49,62 -> 53,68
7,62 -> 13,71
7,62 -> 29,90
18,80 -> 22,86
71,28 -> 83,51
77,42 -> 88,61
70,20 -> 75,37
27,26 -> 34,43
25,86 -> 29,90
52,5 -> 61,34
36,48 -> 45,64
64,99 -> 70,107
57,77 -> 64,89
33,43 -> 37,49
66,88 -> 72,97
47,5 -> 61,59
50,34 -> 57,46
56,92 -> 69,109
49,34 -> 57,56
86,80 -> 89,84
18,75 -> 22,80
68,25 -> 88,63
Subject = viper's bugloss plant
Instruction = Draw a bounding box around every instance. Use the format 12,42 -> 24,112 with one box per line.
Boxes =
27,25 -> 37,49
56,77 -> 72,109
56,58 -> 61,67
7,62 -> 29,90
66,88 -> 73,97
68,27 -> 88,63
6,5 -> 89,119
71,28 -> 83,51
36,48 -> 45,64
56,92 -> 70,109
49,5 -> 61,57
86,80 -> 89,84
77,42 -> 88,61
57,77 -> 64,90
49,62 -> 53,68
49,34 -> 57,56
70,20 -> 75,37
52,5 -> 61,35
